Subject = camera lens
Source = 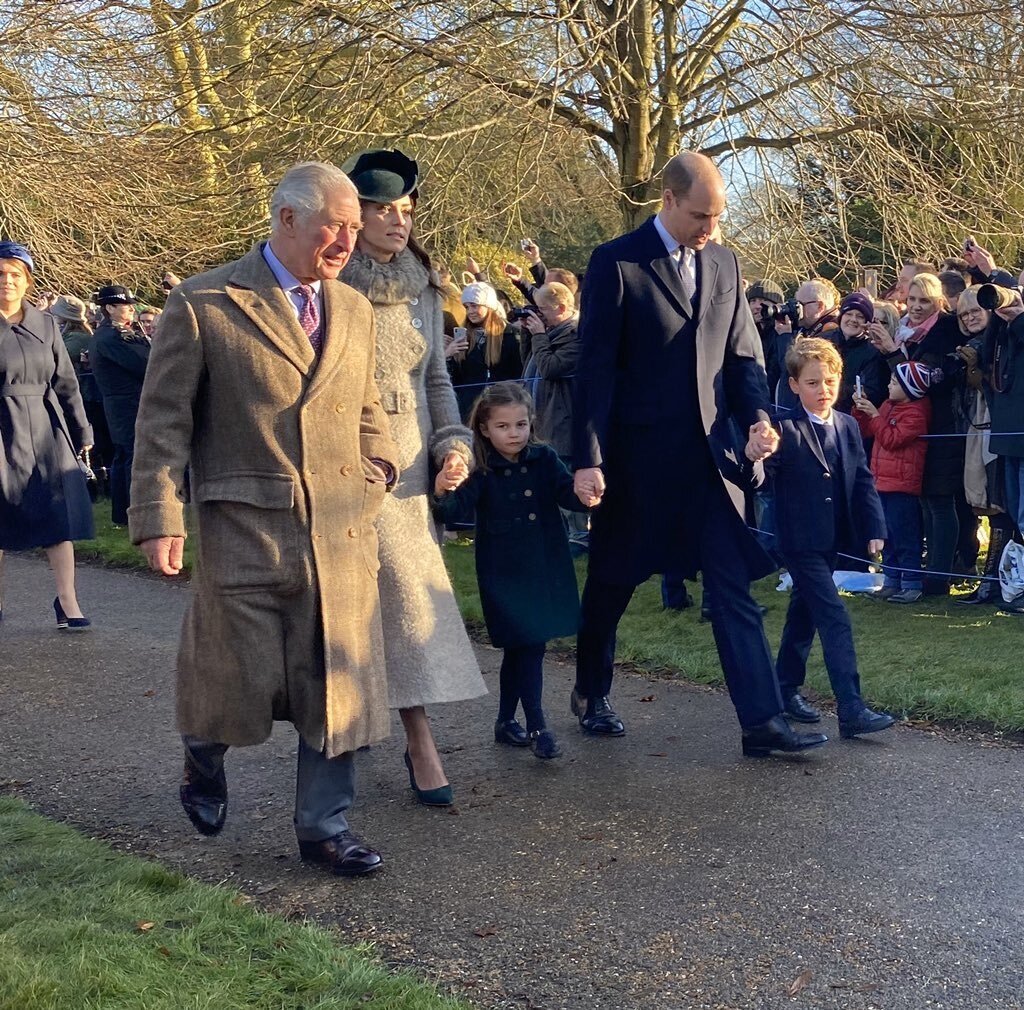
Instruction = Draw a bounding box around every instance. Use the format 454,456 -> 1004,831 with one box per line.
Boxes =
977,284 -> 1013,311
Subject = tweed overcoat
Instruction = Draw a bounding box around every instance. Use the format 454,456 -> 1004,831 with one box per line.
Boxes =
0,304 -> 94,549
128,245 -> 400,758
342,249 -> 486,708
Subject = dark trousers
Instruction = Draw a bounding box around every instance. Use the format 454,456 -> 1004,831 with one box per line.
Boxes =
576,503 -> 782,729
921,493 -> 959,589
498,643 -> 547,732
109,441 -> 134,526
776,551 -> 863,719
879,492 -> 923,591
182,733 -> 355,842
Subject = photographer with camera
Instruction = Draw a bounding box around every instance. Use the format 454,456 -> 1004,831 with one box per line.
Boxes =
772,278 -> 841,408
962,237 -> 1017,289
449,281 -> 522,419
746,280 -> 785,397
972,283 -> 1024,611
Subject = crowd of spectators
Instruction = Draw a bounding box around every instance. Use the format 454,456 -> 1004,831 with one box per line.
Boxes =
8,230 -> 1024,615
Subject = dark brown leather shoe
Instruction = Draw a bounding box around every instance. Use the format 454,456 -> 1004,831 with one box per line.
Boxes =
298,831 -> 383,877
180,761 -> 227,837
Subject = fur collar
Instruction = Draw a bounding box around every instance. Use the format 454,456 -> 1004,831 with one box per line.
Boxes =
342,248 -> 430,305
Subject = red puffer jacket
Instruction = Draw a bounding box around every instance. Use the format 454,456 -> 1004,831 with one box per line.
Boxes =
855,398 -> 932,494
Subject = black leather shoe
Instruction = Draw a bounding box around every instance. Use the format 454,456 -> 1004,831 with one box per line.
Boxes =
530,729 -> 562,759
782,693 -> 822,723
838,707 -> 896,739
572,689 -> 625,735
180,760 -> 227,837
741,715 -> 828,757
298,831 -> 383,876
494,719 -> 530,747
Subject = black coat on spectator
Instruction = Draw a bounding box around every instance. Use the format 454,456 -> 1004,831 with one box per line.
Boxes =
985,313 -> 1024,459
90,319 -> 150,446
449,324 -> 522,418
882,313 -> 964,496
757,320 -> 781,403
0,305 -> 94,549
836,336 -> 889,414
526,316 -> 580,458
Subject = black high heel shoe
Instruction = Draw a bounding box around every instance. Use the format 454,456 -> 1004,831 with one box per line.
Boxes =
54,597 -> 91,632
403,750 -> 453,807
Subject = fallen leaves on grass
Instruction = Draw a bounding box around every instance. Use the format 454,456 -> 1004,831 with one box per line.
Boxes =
136,921 -> 156,932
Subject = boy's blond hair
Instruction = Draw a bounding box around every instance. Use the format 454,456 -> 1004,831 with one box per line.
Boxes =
785,336 -> 843,379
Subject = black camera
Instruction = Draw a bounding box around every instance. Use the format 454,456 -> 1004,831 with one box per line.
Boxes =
977,283 -> 1023,312
508,305 -> 539,323
759,299 -> 802,326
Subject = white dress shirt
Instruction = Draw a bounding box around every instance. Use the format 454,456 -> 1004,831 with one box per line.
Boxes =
653,213 -> 696,291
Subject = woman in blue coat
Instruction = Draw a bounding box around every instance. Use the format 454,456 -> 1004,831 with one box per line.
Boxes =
0,242 -> 94,629
432,382 -> 588,758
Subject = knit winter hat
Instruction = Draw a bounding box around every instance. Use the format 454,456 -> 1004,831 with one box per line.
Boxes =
461,281 -> 505,319
839,291 -> 874,323
895,360 -> 932,400
50,294 -> 87,323
747,279 -> 784,304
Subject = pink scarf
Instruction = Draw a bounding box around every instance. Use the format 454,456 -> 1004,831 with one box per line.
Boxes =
903,310 -> 940,346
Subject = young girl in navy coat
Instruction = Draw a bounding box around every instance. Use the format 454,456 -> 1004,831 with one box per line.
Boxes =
432,381 -> 589,758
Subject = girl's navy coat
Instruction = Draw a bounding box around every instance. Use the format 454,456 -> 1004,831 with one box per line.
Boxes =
433,443 -> 587,647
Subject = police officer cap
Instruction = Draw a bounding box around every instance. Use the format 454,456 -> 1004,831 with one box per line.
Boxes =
341,149 -> 419,203
0,241 -> 34,273
96,284 -> 135,306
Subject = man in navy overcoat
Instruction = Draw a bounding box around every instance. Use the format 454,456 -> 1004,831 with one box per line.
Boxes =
571,152 -> 827,756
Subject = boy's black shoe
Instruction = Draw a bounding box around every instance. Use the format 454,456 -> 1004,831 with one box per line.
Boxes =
838,707 -> 896,739
494,719 -> 530,747
530,729 -> 562,759
782,693 -> 821,723
741,715 -> 828,757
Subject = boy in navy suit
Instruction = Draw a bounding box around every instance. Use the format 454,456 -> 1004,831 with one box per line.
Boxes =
765,338 -> 895,738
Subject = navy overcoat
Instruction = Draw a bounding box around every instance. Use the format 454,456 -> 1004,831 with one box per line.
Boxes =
0,304 -> 94,548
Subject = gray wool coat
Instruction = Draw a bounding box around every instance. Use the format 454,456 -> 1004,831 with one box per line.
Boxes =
342,249 -> 486,709
128,245 -> 401,759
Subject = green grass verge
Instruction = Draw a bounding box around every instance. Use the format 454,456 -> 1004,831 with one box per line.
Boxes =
0,796 -> 467,1010
73,502 -> 1024,732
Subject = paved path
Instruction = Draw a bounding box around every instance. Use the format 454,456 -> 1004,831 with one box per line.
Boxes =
1,554 -> 1022,1009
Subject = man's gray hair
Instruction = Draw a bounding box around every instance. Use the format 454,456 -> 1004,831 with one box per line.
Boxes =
269,162 -> 357,228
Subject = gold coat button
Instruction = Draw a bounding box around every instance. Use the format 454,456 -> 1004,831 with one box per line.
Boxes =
347,527 -> 358,538
340,465 -> 352,476
335,404 -> 345,413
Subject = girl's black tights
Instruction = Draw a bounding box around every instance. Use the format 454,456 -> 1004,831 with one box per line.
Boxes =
497,643 -> 547,733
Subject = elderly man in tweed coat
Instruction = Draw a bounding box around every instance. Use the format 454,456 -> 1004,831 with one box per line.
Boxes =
129,162 -> 400,876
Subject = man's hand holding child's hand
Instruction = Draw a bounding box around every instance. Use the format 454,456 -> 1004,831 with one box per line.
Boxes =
868,539 -> 884,556
745,419 -> 780,462
435,453 -> 469,495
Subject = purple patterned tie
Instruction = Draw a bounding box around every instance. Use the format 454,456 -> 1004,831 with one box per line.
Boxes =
296,284 -> 322,353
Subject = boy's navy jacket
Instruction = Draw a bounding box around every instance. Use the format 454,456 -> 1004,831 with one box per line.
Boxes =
432,443 -> 588,648
766,406 -> 886,556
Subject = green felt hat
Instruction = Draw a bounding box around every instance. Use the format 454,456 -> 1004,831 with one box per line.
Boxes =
341,148 -> 419,203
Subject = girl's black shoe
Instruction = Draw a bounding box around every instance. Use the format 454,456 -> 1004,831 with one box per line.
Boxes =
530,729 -> 562,759
494,719 -> 530,747
54,597 -> 91,632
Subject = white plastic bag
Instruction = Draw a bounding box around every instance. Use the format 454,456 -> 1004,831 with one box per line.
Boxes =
998,540 -> 1024,604
776,570 -> 884,594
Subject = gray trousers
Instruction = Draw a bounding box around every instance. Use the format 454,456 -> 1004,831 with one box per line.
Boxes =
182,733 -> 355,842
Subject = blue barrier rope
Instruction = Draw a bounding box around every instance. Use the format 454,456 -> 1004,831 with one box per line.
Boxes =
749,526 -> 1003,584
